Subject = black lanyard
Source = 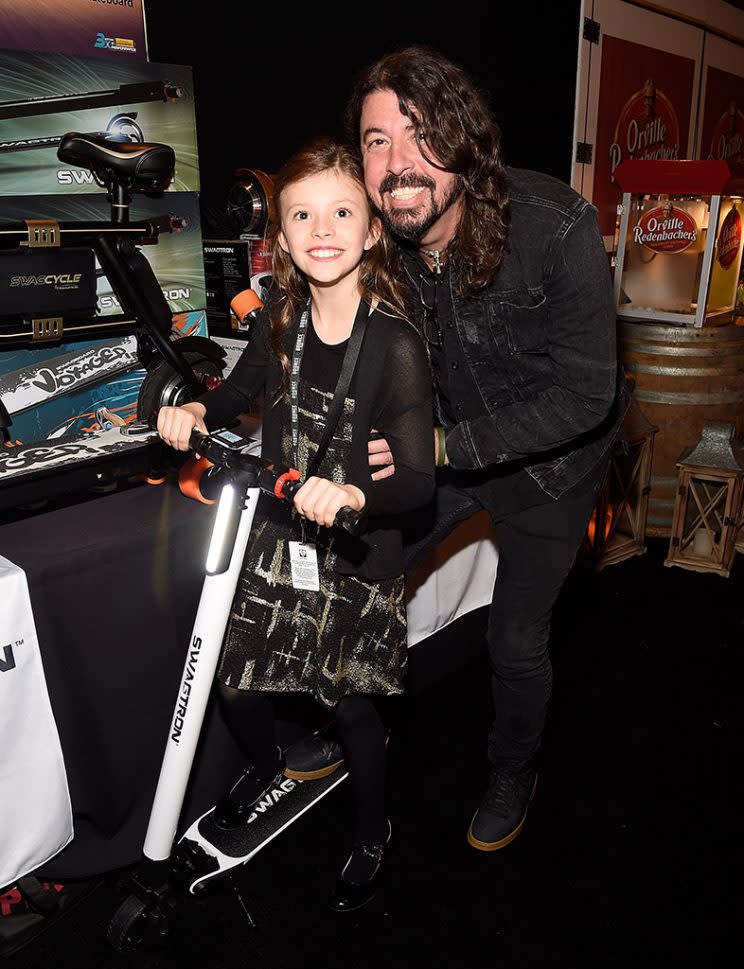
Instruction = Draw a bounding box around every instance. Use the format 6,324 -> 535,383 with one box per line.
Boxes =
289,298 -> 369,476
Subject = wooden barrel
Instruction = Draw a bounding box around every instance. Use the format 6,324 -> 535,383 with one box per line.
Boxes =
619,320 -> 744,537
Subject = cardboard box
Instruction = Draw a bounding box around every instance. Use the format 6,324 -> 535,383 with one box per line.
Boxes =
203,237 -> 272,336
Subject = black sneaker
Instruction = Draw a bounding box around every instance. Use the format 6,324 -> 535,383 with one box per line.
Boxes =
284,732 -> 345,781
467,766 -> 538,851
213,749 -> 285,830
328,819 -> 392,913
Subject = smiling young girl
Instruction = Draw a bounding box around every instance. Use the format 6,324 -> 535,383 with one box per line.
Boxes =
156,138 -> 434,911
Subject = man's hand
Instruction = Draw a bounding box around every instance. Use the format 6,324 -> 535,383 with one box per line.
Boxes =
292,478 -> 366,528
368,429 -> 395,481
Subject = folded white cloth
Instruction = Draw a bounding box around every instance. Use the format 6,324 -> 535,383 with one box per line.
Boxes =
405,511 -> 498,648
0,555 -> 73,888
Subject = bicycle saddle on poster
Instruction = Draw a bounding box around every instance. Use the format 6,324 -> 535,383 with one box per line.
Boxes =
57,132 -> 175,193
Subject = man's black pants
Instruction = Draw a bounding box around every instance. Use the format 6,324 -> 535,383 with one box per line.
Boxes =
402,463 -> 605,770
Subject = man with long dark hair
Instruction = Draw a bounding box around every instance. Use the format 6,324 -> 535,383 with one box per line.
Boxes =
341,45 -> 629,851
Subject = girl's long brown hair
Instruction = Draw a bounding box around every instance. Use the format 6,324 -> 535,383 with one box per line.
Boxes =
266,138 -> 411,393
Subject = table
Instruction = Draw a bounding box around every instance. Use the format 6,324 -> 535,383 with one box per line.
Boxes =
0,479 -> 497,878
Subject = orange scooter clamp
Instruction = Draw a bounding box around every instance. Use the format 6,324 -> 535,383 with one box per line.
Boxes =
178,453 -> 216,504
273,467 -> 300,499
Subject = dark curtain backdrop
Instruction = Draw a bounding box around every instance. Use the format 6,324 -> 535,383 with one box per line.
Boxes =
144,6 -> 584,218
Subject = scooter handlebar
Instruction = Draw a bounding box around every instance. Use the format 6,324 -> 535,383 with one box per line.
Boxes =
267,466 -> 366,537
186,427 -> 366,536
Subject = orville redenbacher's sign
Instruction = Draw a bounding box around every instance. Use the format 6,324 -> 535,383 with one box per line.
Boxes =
707,101 -> 744,170
717,205 -> 741,270
610,78 -> 681,173
633,204 -> 698,254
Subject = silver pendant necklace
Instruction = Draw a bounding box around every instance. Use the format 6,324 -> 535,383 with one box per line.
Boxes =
424,249 -> 444,275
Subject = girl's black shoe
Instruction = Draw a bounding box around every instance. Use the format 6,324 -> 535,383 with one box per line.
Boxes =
213,749 -> 285,830
328,820 -> 392,913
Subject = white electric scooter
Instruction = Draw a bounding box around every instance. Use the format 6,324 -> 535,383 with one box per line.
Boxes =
106,422 -> 362,951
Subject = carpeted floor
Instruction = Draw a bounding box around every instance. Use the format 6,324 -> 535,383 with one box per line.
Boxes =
3,536 -> 740,968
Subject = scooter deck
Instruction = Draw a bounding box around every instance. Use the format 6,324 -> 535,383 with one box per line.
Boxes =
176,760 -> 348,894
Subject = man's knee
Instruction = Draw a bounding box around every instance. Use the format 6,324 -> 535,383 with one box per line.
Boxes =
487,608 -> 552,677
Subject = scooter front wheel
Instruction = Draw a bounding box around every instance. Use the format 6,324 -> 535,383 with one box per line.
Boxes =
106,892 -> 171,952
136,350 -> 223,423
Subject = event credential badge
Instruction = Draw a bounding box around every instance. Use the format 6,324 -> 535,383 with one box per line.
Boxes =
289,542 -> 320,591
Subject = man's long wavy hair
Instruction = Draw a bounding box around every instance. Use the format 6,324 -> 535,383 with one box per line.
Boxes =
267,138 -> 410,395
344,45 -> 510,294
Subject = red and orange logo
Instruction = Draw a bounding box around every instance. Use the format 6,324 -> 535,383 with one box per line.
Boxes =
633,203 -> 698,254
610,78 -> 681,174
717,205 -> 742,270
707,101 -> 744,172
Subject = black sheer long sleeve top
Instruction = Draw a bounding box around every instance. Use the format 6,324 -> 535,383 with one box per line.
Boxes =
196,300 -> 435,580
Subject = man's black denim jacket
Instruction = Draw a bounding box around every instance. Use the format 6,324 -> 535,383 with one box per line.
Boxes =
405,165 -> 629,499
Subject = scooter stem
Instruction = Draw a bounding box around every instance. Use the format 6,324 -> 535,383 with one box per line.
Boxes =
142,484 -> 260,860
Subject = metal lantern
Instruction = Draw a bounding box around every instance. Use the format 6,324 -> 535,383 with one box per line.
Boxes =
664,419 -> 744,577
580,392 -> 659,570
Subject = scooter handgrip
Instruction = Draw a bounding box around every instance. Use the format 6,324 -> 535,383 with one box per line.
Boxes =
189,428 -> 210,453
334,506 -> 367,536
270,471 -> 364,535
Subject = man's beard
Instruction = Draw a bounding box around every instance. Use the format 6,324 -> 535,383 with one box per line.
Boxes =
377,173 -> 464,243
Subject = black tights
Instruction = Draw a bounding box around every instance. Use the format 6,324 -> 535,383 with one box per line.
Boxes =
217,683 -> 389,843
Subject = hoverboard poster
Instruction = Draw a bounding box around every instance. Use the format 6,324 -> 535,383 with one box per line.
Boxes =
0,0 -> 147,61
0,191 -> 207,314
0,310 -> 207,483
0,50 -> 199,194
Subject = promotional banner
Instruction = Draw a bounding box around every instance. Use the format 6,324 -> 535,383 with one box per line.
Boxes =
0,309 -> 207,445
0,0 -> 147,60
0,425 -> 153,491
571,1 -> 704,246
0,51 -> 199,194
0,191 -> 206,314
700,66 -> 744,177
591,34 -> 697,240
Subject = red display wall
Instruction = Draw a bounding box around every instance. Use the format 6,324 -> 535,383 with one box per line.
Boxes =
700,65 -> 744,176
591,35 -> 696,239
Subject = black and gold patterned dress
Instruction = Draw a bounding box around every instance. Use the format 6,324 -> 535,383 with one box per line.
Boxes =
216,324 -> 408,709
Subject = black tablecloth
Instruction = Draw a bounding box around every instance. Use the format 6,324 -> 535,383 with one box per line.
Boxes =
0,479 -> 247,878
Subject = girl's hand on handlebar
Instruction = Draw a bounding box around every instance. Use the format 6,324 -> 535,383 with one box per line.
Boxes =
157,403 -> 207,452
292,477 -> 365,528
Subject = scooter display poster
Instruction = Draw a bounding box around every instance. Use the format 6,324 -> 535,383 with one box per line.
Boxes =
0,0 -> 147,61
0,50 -> 199,194
0,309 -> 206,439
0,191 -> 206,314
